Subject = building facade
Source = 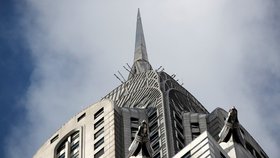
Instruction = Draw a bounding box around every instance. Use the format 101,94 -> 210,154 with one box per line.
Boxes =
173,131 -> 230,158
33,10 -> 268,158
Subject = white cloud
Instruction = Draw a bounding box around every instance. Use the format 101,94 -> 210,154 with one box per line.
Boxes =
7,0 -> 280,157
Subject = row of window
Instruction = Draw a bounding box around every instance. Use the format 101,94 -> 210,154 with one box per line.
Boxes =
148,111 -> 161,157
94,107 -> 105,158
173,111 -> 185,151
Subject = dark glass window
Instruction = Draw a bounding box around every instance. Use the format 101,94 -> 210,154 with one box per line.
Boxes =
149,122 -> 158,132
58,153 -> 65,158
150,132 -> 159,142
154,152 -> 161,158
177,132 -> 184,145
130,117 -> 139,124
182,151 -> 191,158
70,141 -> 79,151
94,137 -> 104,150
71,131 -> 79,141
70,152 -> 79,158
50,134 -> 59,144
191,122 -> 199,128
177,141 -> 184,150
131,127 -> 138,136
148,111 -> 157,123
77,113 -> 86,122
94,118 -> 104,129
94,127 -> 104,139
94,107 -> 104,119
94,148 -> 104,158
174,112 -> 182,124
191,122 -> 200,136
176,122 -> 183,133
57,142 -> 66,154
56,139 -> 67,157
152,142 -> 160,151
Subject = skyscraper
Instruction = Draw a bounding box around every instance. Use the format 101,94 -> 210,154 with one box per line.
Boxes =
33,10 -> 268,158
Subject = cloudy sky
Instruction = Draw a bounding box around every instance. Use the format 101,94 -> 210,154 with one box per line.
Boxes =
1,0 -> 279,157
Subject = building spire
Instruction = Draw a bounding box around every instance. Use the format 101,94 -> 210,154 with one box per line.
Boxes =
128,9 -> 152,79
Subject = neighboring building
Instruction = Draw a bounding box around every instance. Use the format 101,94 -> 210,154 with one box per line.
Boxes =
33,10 -> 269,158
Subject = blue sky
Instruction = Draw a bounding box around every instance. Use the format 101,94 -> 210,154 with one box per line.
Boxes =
0,0 -> 32,157
1,0 -> 280,158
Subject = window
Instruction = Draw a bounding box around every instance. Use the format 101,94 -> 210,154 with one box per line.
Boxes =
152,142 -> 160,151
182,151 -> 191,158
57,141 -> 66,154
130,117 -> 139,124
175,122 -> 183,133
149,122 -> 158,132
192,132 -> 200,140
177,131 -> 184,145
94,107 -> 104,119
131,126 -> 138,141
154,152 -> 161,158
70,152 -> 79,158
177,141 -> 184,150
71,131 -> 79,142
58,153 -> 65,158
77,113 -> 86,122
51,134 -> 59,144
57,140 -> 67,158
191,122 -> 199,129
94,148 -> 104,158
56,131 -> 80,158
94,118 -> 104,129
94,137 -> 104,150
148,111 -> 157,123
191,122 -> 200,139
131,127 -> 138,136
70,141 -> 79,151
94,127 -> 104,139
174,112 -> 182,124
150,131 -> 159,142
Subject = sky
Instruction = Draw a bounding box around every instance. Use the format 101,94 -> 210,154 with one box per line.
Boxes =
0,0 -> 280,158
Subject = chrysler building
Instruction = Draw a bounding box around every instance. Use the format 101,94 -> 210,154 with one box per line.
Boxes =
33,10 -> 268,158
